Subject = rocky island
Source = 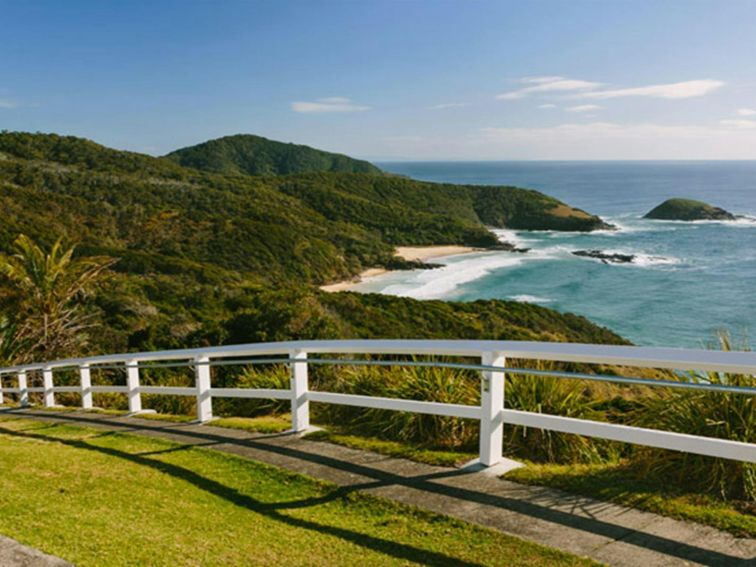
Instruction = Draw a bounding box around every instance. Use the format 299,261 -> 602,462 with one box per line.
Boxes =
644,198 -> 736,221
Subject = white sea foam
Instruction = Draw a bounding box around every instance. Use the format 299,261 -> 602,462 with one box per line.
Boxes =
508,294 -> 552,304
572,248 -> 681,267
379,252 -> 526,299
631,253 -> 681,267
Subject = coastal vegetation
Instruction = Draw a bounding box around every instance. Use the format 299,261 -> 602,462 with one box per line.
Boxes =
644,198 -> 736,221
0,130 -> 618,357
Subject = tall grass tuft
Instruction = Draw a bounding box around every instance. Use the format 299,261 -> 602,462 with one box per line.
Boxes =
631,333 -> 755,501
319,360 -> 480,449
504,360 -> 613,463
214,364 -> 291,417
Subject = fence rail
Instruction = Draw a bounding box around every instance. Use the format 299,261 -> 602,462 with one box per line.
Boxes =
0,340 -> 754,467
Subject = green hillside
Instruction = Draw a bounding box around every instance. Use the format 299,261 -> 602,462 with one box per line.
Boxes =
165,134 -> 383,176
0,131 -> 624,354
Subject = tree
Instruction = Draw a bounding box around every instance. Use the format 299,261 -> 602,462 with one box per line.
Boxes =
0,235 -> 115,363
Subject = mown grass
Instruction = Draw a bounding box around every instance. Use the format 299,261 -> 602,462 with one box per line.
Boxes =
0,417 -> 595,567
505,462 -> 756,538
211,415 -> 292,434
137,412 -> 196,423
304,428 -> 477,467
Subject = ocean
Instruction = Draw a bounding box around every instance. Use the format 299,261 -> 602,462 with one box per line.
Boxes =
356,161 -> 756,348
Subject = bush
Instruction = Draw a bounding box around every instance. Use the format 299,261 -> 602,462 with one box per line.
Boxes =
213,364 -> 291,417
504,360 -> 615,463
630,334 -> 755,501
318,360 -> 480,450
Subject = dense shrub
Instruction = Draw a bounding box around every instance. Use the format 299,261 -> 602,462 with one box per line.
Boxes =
317,361 -> 480,450
504,361 -> 615,463
630,335 -> 755,501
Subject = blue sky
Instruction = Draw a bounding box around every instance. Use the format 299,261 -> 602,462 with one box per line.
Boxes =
2,0 -> 756,160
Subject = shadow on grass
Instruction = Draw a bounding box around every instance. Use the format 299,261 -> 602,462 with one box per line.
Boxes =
5,408 -> 753,567
0,418 -> 487,567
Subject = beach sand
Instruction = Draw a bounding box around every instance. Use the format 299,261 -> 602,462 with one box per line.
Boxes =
319,245 -> 479,293
394,245 -> 477,262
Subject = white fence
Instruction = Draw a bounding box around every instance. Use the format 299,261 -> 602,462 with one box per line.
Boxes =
0,339 -> 754,467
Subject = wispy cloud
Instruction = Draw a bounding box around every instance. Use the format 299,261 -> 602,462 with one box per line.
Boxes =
429,102 -> 469,110
577,79 -> 724,100
291,97 -> 370,113
498,76 -> 724,103
538,103 -> 557,109
720,119 -> 756,129
566,104 -> 601,113
496,76 -> 601,100
0,99 -> 19,109
736,108 -> 756,116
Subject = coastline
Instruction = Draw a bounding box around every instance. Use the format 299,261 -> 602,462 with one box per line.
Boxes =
319,245 -> 479,293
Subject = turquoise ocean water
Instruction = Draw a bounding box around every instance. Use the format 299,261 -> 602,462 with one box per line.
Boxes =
356,162 -> 756,348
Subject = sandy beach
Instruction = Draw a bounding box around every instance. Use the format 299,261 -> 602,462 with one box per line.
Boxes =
319,245 -> 479,293
394,245 -> 478,262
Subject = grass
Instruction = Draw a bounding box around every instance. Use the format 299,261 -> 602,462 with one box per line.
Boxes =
505,462 -> 756,538
211,415 -> 292,434
305,428 -> 476,467
137,412 -> 196,423
0,417 -> 596,567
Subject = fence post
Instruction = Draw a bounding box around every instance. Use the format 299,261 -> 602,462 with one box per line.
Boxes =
0,374 -> 3,405
43,366 -> 55,407
126,359 -> 142,413
479,351 -> 506,467
18,371 -> 28,407
80,363 -> 93,410
290,349 -> 309,432
195,356 -> 212,422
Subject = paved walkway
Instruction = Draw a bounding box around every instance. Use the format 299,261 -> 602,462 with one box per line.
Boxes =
0,535 -> 71,567
4,408 -> 755,566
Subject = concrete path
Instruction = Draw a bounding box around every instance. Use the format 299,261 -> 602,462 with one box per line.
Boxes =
0,535 -> 71,567
4,408 -> 755,567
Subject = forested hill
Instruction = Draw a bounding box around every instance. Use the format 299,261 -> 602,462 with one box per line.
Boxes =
0,130 -> 624,354
0,131 -> 611,286
165,134 -> 383,176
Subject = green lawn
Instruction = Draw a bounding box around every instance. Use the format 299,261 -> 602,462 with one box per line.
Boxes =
0,417 -> 596,567
304,428 -> 477,467
211,414 -> 292,434
505,462 -> 756,538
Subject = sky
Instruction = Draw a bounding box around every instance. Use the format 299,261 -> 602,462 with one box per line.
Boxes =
2,0 -> 756,160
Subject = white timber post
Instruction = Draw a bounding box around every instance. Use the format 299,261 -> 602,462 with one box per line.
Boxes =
290,349 -> 309,432
126,359 -> 142,413
80,363 -> 93,410
479,351 -> 506,467
18,371 -> 28,407
0,374 -> 4,405
195,356 -> 212,422
43,366 -> 55,407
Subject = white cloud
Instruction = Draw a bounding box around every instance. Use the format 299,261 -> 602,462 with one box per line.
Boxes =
736,108 -> 756,116
430,102 -> 469,110
0,99 -> 18,109
291,97 -> 370,113
566,104 -> 601,113
538,103 -> 557,109
496,76 -> 602,100
720,119 -> 756,129
578,79 -> 724,100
